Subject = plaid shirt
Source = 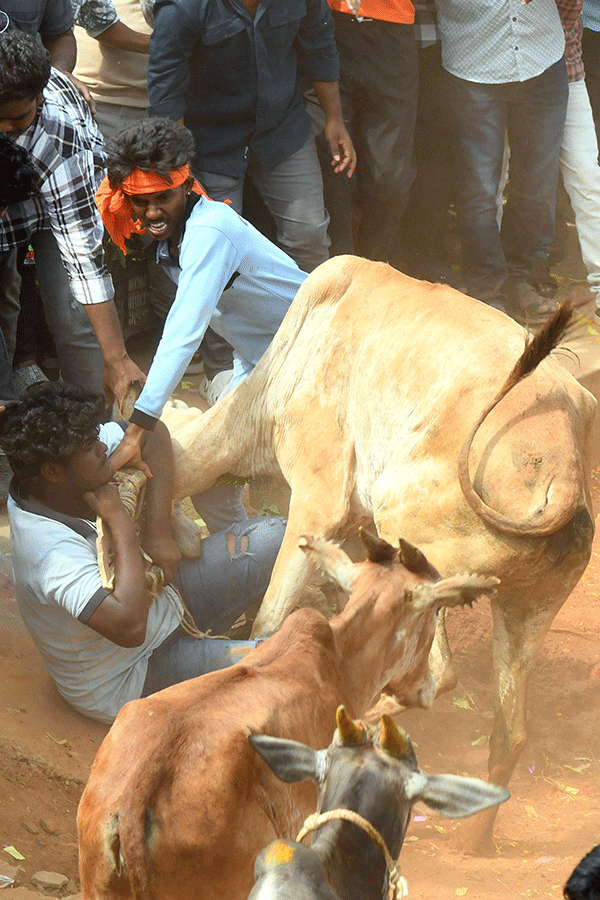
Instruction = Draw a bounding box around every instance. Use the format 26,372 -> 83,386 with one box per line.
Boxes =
413,0 -> 439,47
555,0 -> 584,81
0,69 -> 113,306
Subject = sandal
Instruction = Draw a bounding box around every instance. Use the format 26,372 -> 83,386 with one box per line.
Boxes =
526,258 -> 558,298
505,281 -> 558,327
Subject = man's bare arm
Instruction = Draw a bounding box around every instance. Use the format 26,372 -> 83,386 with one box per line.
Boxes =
96,21 -> 151,53
312,80 -> 357,177
83,300 -> 146,412
139,422 -> 182,583
85,483 -> 153,647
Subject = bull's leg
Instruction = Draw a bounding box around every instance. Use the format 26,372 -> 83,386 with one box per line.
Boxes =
429,610 -> 458,695
451,594 -> 561,855
250,467 -> 353,637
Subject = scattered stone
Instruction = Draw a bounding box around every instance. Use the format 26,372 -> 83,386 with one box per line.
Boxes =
39,820 -> 59,836
31,872 -> 69,892
0,860 -> 19,883
21,822 -> 39,835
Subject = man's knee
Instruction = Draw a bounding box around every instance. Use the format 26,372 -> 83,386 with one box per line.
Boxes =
279,212 -> 330,272
228,516 -> 286,561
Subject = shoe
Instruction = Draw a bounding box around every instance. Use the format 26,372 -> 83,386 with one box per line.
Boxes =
503,279 -> 558,326
526,258 -> 558,298
198,369 -> 234,407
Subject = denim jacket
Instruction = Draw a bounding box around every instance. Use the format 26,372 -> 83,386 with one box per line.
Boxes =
147,0 -> 339,177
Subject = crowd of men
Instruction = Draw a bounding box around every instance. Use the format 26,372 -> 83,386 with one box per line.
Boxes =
0,0 -> 599,723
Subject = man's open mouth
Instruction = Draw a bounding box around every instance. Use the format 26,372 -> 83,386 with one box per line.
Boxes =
147,221 -> 169,236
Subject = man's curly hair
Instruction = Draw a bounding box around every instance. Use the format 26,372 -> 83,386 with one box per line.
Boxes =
0,132 -> 37,209
105,117 -> 196,188
0,383 -> 106,497
0,32 -> 51,105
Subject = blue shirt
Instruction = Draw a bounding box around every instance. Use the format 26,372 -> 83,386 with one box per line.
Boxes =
0,0 -> 74,35
435,0 -> 565,83
130,197 -> 307,426
147,0 -> 339,178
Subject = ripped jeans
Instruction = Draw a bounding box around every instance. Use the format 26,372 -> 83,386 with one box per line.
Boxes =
141,516 -> 286,696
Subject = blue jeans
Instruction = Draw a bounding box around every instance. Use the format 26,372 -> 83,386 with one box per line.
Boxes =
141,515 -> 286,694
196,133 -> 330,274
446,58 -> 568,300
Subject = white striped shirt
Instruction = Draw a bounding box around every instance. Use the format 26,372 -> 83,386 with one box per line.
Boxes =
435,0 -> 565,83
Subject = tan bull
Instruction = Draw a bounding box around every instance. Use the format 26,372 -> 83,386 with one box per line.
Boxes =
163,256 -> 596,853
77,532 -> 497,900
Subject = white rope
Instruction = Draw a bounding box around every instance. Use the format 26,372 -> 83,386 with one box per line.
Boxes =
296,809 -> 409,900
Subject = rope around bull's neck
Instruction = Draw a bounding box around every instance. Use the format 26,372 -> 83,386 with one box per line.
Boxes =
296,809 -> 409,900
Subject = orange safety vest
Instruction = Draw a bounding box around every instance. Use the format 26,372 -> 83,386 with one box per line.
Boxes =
327,0 -> 414,25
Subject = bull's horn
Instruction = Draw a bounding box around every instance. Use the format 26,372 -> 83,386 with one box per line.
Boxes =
359,528 -> 396,564
336,706 -> 365,745
379,714 -> 413,759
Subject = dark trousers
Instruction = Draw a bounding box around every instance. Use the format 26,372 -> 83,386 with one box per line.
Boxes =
445,57 -> 568,300
308,13 -> 418,263
0,251 -> 20,401
397,41 -> 455,274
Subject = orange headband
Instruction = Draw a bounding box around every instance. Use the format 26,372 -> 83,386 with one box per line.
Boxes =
96,165 -> 210,254
119,165 -> 192,195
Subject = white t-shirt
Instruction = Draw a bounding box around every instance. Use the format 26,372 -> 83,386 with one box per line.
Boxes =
7,422 -> 181,723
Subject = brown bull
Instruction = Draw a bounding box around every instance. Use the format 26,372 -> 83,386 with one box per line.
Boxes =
163,256 -> 596,852
77,532 -> 497,900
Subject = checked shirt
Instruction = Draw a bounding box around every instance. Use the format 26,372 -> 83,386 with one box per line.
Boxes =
0,68 -> 113,306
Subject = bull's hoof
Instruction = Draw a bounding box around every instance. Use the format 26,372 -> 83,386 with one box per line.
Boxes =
449,811 -> 499,857
434,668 -> 458,697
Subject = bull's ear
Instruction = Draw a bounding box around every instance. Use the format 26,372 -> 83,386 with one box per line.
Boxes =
417,774 -> 510,819
410,573 -> 500,610
359,528 -> 396,564
398,539 -> 430,575
249,734 -> 326,784
299,535 -> 357,593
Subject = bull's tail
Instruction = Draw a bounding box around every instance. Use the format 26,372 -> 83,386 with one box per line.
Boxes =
458,300 -> 579,536
102,764 -> 166,900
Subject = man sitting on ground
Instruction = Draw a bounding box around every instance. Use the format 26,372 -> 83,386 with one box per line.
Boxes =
97,117 -> 308,476
0,382 -> 286,723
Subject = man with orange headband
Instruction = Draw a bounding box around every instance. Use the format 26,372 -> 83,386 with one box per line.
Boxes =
98,119 -> 307,513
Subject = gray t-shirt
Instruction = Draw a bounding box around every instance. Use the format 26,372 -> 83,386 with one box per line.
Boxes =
8,422 -> 182,723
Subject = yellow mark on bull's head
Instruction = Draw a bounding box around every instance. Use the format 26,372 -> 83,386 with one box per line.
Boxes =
264,842 -> 296,867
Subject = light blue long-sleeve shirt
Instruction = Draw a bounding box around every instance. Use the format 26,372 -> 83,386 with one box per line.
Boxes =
131,197 -> 307,426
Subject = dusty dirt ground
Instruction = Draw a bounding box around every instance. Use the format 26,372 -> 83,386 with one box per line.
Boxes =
1,252 -> 600,897
0,467 -> 599,899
